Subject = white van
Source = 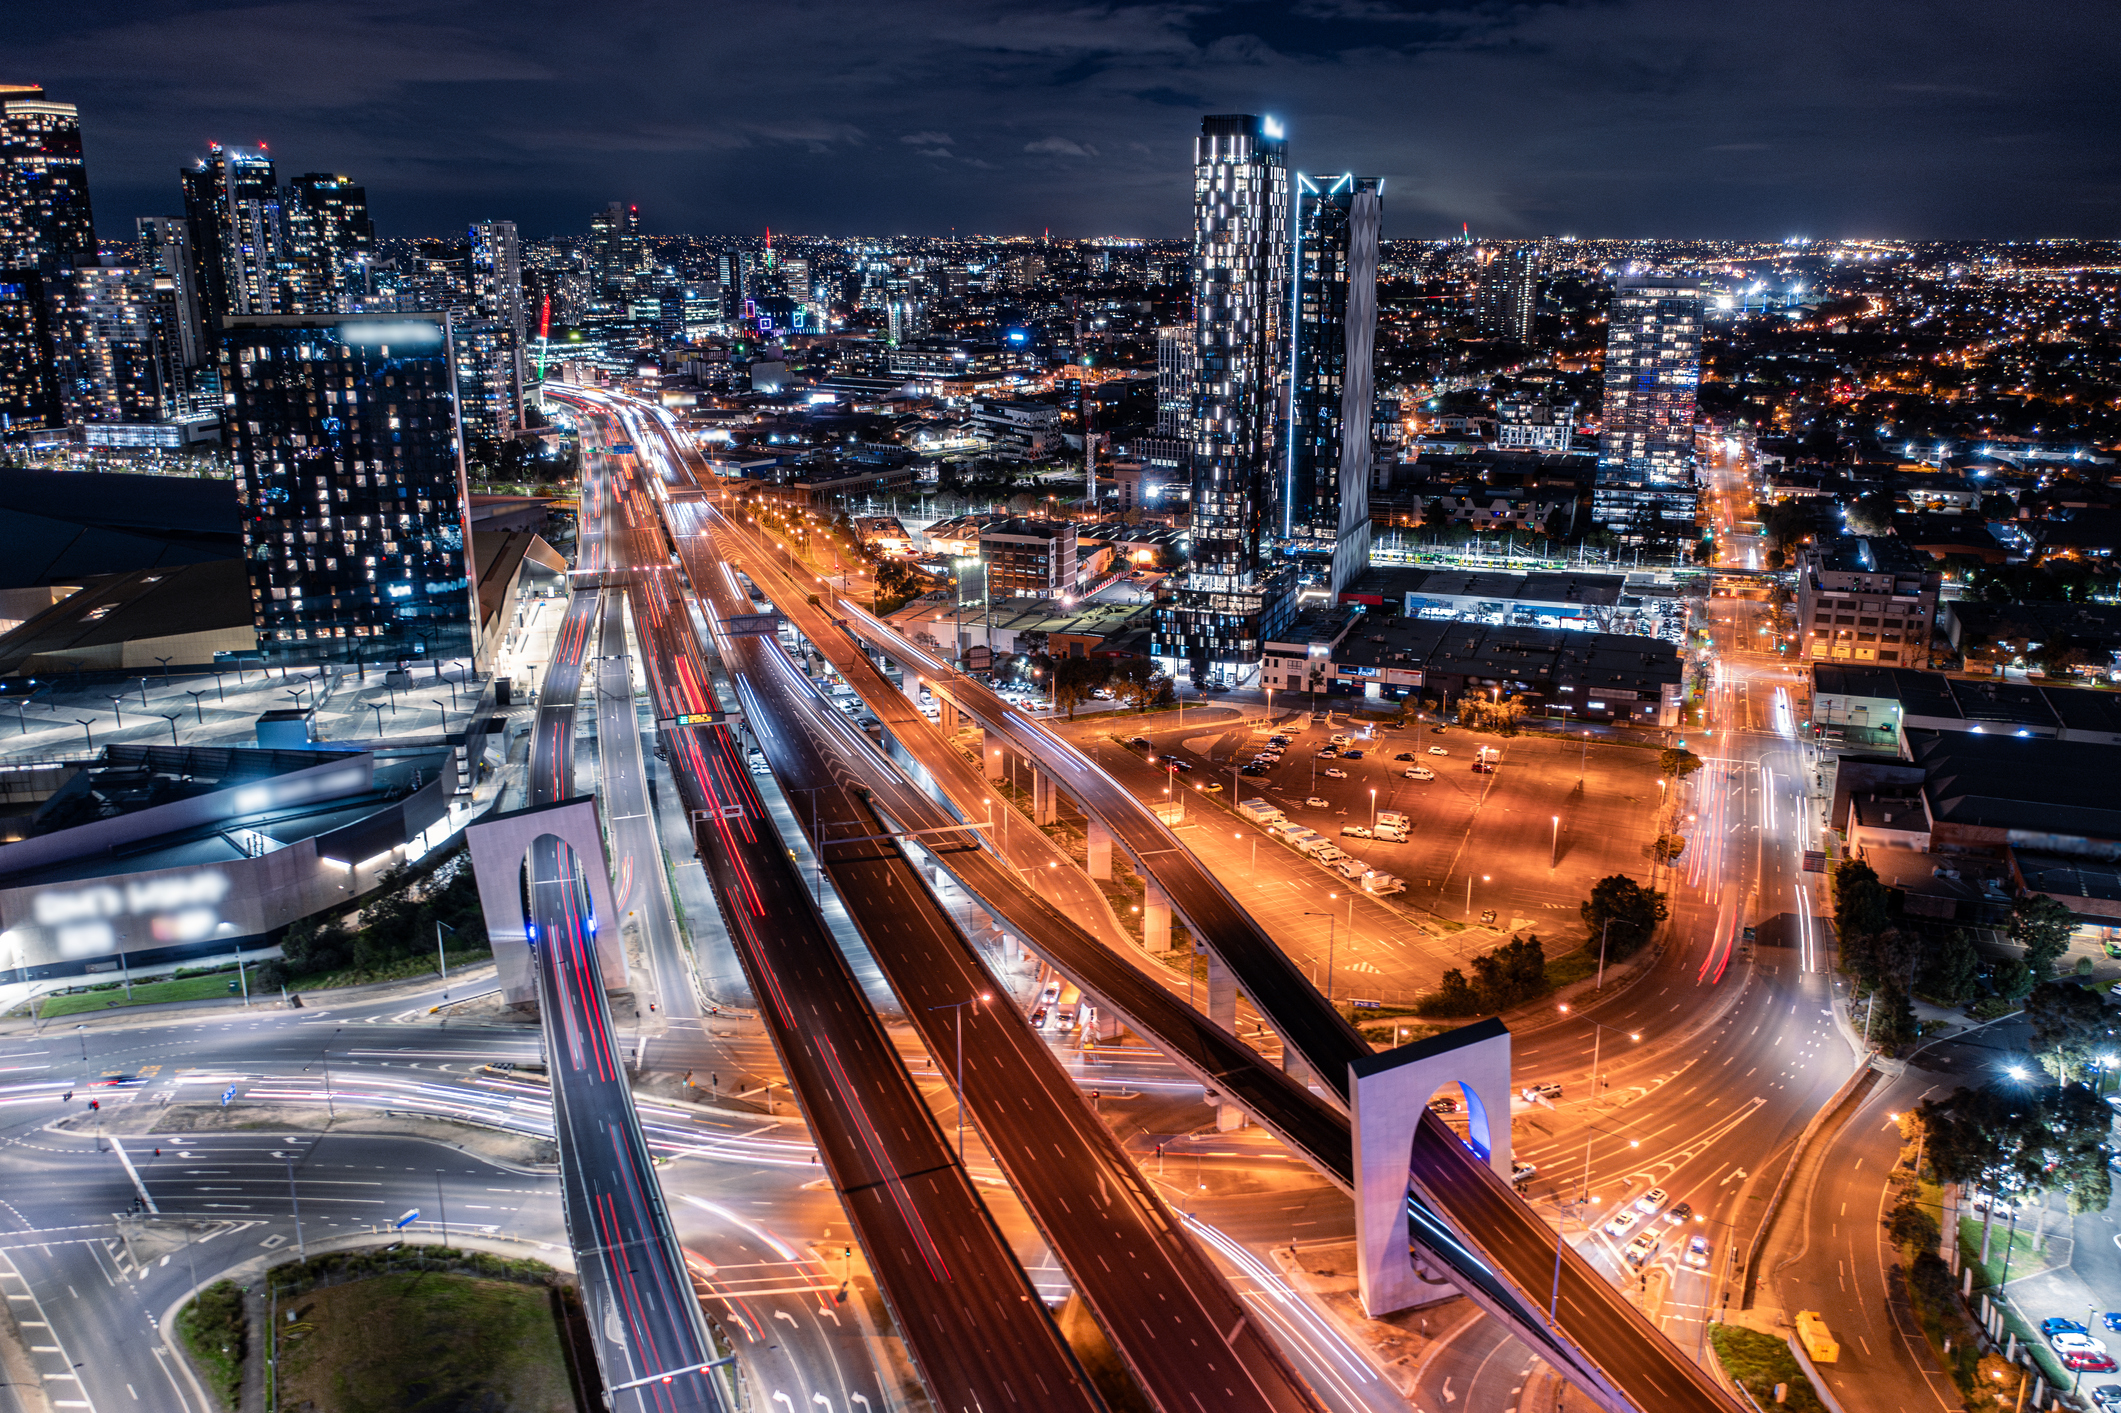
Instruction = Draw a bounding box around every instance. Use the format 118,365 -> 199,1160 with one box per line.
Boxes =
1361,870 -> 1405,896
1238,798 -> 1285,825
1333,856 -> 1367,880
1268,819 -> 1307,840
1376,811 -> 1408,830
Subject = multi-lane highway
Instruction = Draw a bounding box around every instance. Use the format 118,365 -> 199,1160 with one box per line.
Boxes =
553,387 -> 1105,1413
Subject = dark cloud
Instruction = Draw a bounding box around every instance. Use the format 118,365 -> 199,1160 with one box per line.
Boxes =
20,0 -> 2119,239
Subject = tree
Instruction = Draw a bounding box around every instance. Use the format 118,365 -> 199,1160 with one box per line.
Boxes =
1991,956 -> 2034,1002
1541,506 -> 1572,542
1927,927 -> 1982,1006
1846,490 -> 1897,536
1052,656 -> 1106,719
1580,875 -> 1667,961
1652,834 -> 1686,864
1830,858 -> 1892,967
1419,968 -> 1482,1017
1658,747 -> 1704,781
2022,980 -> 2115,1084
2010,894 -> 2076,978
1765,547 -> 1785,571
1977,491 -> 2016,522
1470,935 -> 1548,1011
1919,1084 -> 2043,1264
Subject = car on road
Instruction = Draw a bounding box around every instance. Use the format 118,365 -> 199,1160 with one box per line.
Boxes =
1665,1202 -> 1693,1225
1479,909 -> 1498,924
1427,1095 -> 1459,1113
1522,1082 -> 1563,1103
1199,781 -> 1223,793
1428,745 -> 1449,756
1623,1233 -> 1660,1268
1635,1188 -> 1669,1215
2065,1353 -> 2119,1374
1342,825 -> 1373,838
2092,1385 -> 2121,1411
1404,766 -> 1435,780
1127,736 -> 1152,749
1395,752 -> 1417,761
2043,1318 -> 2091,1339
1603,1209 -> 1641,1238
1471,761 -> 1495,774
2054,1333 -> 2111,1356
1324,767 -> 1348,778
1684,1236 -> 1713,1269
1511,1161 -> 1537,1185
1161,755 -> 1193,772
1304,796 -> 1330,809
1430,726 -> 1448,734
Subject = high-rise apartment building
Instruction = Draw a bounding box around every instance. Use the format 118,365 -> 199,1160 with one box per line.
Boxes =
180,144 -> 280,323
136,216 -> 206,369
0,270 -> 53,429
467,220 -> 523,340
1156,113 -> 1291,671
223,313 -> 479,669
590,202 -> 644,295
1592,275 -> 1703,539
1474,245 -> 1537,344
1283,173 -> 1381,595
285,172 -> 373,308
48,260 -> 176,428
0,86 -> 95,270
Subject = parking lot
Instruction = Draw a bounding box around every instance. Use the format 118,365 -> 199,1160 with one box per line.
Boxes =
1089,708 -> 1668,961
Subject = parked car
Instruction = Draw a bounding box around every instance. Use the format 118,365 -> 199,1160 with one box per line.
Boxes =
1404,766 -> 1435,780
2104,1313 -> 2121,1333
1471,761 -> 1496,774
2090,1385 -> 2121,1411
1304,796 -> 1330,809
1241,764 -> 1266,776
1343,749 -> 1364,759
1319,747 -> 1339,759
1127,736 -> 1152,749
1324,767 -> 1348,778
1395,752 -> 1417,762
2054,1334 -> 2111,1357
2065,1353 -> 2119,1374
1342,825 -> 1373,838
2043,1318 -> 2091,1339
1428,746 -> 1449,756
1522,1082 -> 1563,1103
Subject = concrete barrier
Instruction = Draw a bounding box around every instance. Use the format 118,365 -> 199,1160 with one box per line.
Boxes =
1741,1058 -> 1879,1308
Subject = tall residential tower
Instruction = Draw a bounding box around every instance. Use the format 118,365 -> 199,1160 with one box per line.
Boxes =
1156,114 -> 1291,672
0,85 -> 95,270
1283,173 -> 1381,596
1592,275 -> 1703,540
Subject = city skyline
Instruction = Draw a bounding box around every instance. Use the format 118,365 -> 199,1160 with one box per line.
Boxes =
11,0 -> 2119,241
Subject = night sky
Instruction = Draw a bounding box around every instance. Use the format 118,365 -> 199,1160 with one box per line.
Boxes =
20,0 -> 2120,241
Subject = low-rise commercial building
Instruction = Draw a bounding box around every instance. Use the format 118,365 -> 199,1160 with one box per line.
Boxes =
1795,535 -> 1941,667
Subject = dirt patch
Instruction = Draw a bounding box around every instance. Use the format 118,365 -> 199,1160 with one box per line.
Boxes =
273,1270 -> 579,1413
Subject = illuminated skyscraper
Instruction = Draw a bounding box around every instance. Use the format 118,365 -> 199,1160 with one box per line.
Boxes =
285,172 -> 374,309
1474,245 -> 1537,344
48,259 -> 177,428
224,312 -> 479,669
590,202 -> 644,296
136,216 -> 206,369
1282,173 -> 1380,596
0,270 -> 54,429
1156,114 -> 1291,673
180,143 -> 280,322
1592,275 -> 1703,539
0,85 -> 95,270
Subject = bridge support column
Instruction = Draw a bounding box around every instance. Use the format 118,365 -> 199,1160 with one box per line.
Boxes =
1142,880 -> 1172,953
1087,999 -> 1123,1043
899,664 -> 922,705
982,729 -> 1006,781
1085,818 -> 1112,879
1031,768 -> 1056,825
465,796 -> 630,1008
1351,1019 -> 1514,1318
1205,946 -> 1237,1032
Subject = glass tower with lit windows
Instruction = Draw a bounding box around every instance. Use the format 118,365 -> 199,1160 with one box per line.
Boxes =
1156,113 -> 1292,674
1593,275 -> 1703,539
223,313 -> 479,670
1283,173 -> 1380,596
0,86 -> 95,270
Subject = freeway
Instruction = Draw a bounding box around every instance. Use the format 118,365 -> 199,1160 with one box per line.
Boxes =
521,561 -> 728,1411
664,498 -> 1328,1413
740,538 -> 1748,1412
556,388 -> 1104,1413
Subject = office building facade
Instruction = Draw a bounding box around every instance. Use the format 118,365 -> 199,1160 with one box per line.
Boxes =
48,260 -> 177,428
1593,275 -> 1702,539
1283,173 -> 1380,596
223,313 -> 479,670
1474,246 -> 1537,344
136,216 -> 207,369
0,270 -> 52,429
1157,113 -> 1292,671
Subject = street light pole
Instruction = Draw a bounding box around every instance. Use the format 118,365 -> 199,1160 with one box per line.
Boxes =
928,995 -> 989,1163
